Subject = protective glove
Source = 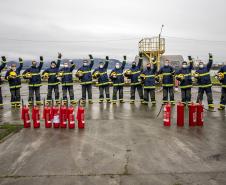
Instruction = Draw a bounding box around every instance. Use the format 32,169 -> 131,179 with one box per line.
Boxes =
40,56 -> 44,61
89,54 -> 93,60
69,59 -> 73,64
209,53 -> 213,59
1,56 -> 6,62
58,52 -> 62,59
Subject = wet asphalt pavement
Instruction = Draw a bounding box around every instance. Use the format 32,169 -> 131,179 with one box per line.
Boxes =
0,84 -> 226,185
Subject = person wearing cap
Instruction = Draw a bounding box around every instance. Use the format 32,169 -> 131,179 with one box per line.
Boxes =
77,54 -> 94,104
110,56 -> 126,104
59,59 -> 76,105
0,56 -> 7,107
175,56 -> 194,105
158,59 -> 175,104
42,53 -> 62,104
129,53 -> 144,104
5,58 -> 23,107
195,53 -> 214,109
92,56 -> 110,103
22,56 -> 43,106
140,58 -> 157,105
217,63 -> 226,110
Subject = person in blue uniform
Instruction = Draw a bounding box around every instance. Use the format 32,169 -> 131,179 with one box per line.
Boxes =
42,53 -> 61,104
158,60 -> 175,104
195,53 -> 214,109
23,56 -> 44,105
92,56 -> 110,103
175,56 -> 194,105
5,58 -> 23,107
110,56 -> 126,104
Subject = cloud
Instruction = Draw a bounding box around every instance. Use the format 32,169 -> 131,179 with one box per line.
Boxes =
0,0 -> 226,62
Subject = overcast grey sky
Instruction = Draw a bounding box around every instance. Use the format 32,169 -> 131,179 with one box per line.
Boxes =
0,0 -> 226,62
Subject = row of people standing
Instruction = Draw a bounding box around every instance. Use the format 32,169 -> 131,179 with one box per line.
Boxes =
0,53 -> 225,110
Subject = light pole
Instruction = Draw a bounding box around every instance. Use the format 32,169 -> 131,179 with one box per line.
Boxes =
158,24 -> 164,69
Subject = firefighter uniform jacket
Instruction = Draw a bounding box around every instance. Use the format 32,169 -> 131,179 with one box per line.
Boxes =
92,60 -> 109,86
5,61 -> 23,89
176,62 -> 193,89
130,57 -> 143,86
0,60 -> 7,86
78,59 -> 94,85
195,58 -> 213,88
42,59 -> 61,86
110,60 -> 126,86
23,61 -> 43,87
218,65 -> 226,88
141,63 -> 157,89
158,66 -> 175,87
59,63 -> 75,86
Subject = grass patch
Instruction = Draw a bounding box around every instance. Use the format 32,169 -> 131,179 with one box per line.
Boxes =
0,124 -> 23,142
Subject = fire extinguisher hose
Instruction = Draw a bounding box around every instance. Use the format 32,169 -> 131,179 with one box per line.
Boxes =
156,104 -> 164,118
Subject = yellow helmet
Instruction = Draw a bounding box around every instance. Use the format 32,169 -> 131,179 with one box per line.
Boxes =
217,72 -> 224,80
156,74 -> 163,81
110,72 -> 117,78
92,71 -> 100,79
140,74 -> 146,80
43,72 -> 49,79
178,74 -> 185,80
25,72 -> 32,79
124,69 -> 132,77
75,70 -> 83,78
57,71 -> 64,77
192,72 -> 200,78
9,71 -> 17,78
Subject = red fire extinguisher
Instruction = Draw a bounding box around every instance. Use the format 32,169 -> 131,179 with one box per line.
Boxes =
163,103 -> 171,127
44,107 -> 52,128
177,102 -> 184,127
77,100 -> 85,129
21,100 -> 31,128
67,106 -> 75,129
32,105 -> 40,128
189,102 -> 197,127
196,103 -> 204,126
60,103 -> 67,128
51,105 -> 60,128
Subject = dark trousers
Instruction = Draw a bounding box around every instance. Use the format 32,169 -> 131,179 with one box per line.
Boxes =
220,87 -> 226,105
163,86 -> 174,102
144,89 -> 155,103
10,88 -> 21,104
181,88 -> 191,103
99,85 -> 110,99
62,85 -> 74,101
82,84 -> 92,100
130,85 -> 143,100
47,85 -> 59,101
28,86 -> 41,103
112,86 -> 123,100
196,87 -> 213,105
0,87 -> 2,105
